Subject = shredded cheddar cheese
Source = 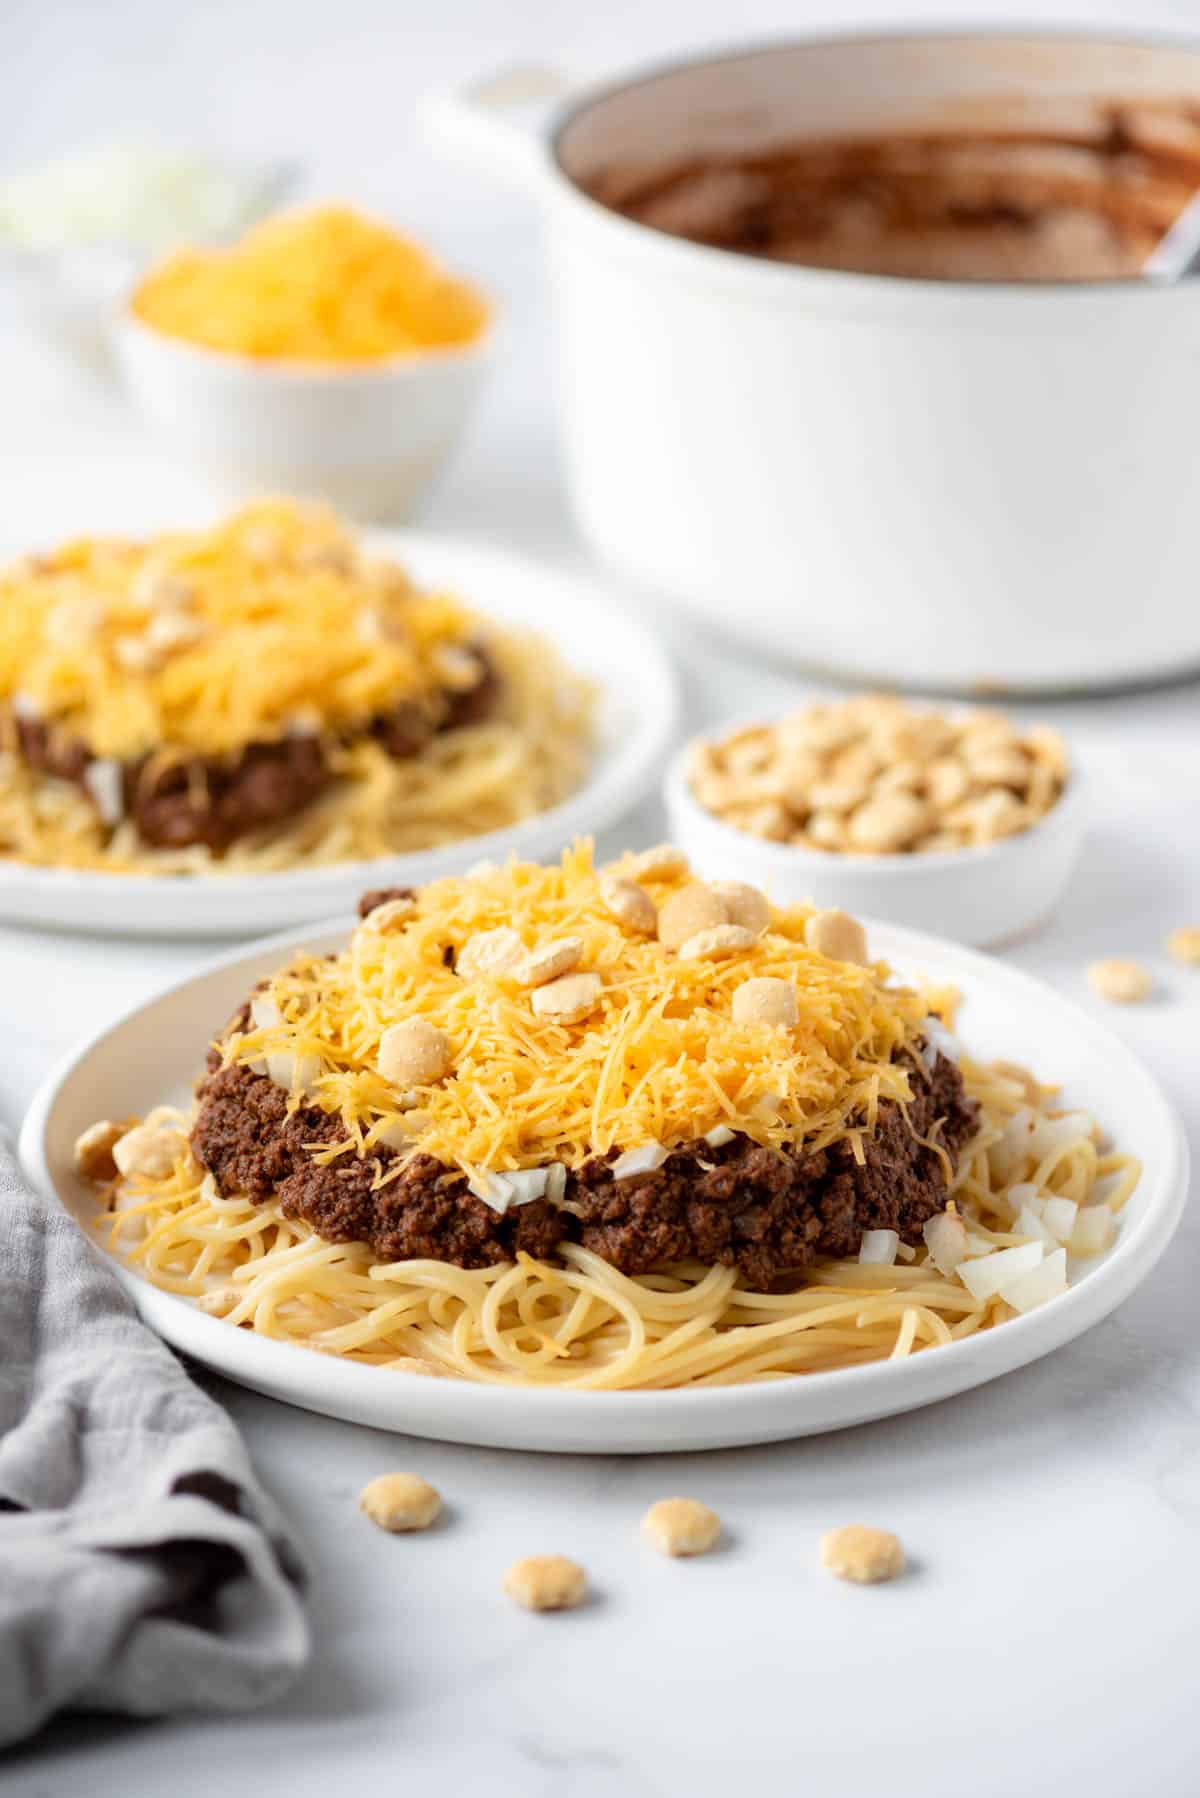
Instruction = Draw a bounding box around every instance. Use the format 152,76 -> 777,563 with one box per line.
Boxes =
225,842 -> 934,1180
0,500 -> 484,759
131,205 -> 488,362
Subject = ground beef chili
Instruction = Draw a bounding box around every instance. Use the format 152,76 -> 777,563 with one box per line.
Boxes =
191,1060 -> 566,1269
190,1034 -> 977,1286
14,708 -> 331,850
8,644 -> 500,852
128,736 -> 332,851
12,714 -> 93,786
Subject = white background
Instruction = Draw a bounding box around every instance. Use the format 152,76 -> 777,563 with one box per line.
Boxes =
4,2 -> 1200,1793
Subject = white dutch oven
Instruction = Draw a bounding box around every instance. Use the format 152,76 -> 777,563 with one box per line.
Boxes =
426,32 -> 1200,694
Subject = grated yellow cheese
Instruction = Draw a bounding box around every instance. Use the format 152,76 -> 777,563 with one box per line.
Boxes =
131,205 -> 488,362
226,842 -> 934,1179
0,500 -> 484,758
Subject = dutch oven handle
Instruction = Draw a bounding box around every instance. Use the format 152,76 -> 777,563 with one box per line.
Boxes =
418,66 -> 576,193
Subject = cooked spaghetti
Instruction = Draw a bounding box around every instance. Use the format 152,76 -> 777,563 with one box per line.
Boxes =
0,500 -> 593,874
82,846 -> 1139,1388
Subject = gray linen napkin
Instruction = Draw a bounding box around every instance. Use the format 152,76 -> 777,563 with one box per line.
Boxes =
0,1134 -> 310,1747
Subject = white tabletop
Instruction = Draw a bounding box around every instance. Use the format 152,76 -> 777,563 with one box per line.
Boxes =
5,1 -> 1200,1791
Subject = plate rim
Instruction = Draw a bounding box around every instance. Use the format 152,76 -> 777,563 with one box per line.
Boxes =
17,916 -> 1190,1451
0,528 -> 680,931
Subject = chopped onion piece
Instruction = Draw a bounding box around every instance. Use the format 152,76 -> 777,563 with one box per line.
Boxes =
375,1118 -> 410,1151
923,1211 -> 968,1274
544,1163 -> 567,1206
989,1109 -> 1037,1181
376,1114 -> 429,1151
958,1241 -> 1044,1300
1029,1113 -> 1096,1159
859,1229 -> 899,1266
1070,1207 -> 1114,1256
265,1050 -> 321,1094
613,1143 -> 669,1179
1016,1204 -> 1058,1249
505,1168 -> 549,1206
922,1017 -> 962,1070
83,757 -> 124,824
250,995 -> 281,1031
998,1247 -> 1067,1314
468,1171 -> 515,1213
1041,1196 -> 1078,1243
11,690 -> 40,720
704,1124 -> 735,1148
1005,1182 -> 1041,1217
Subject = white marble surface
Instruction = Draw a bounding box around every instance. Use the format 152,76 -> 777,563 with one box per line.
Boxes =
5,1 -> 1200,1791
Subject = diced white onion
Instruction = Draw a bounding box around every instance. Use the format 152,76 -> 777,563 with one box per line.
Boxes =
923,1211 -> 968,1274
83,757 -> 123,824
1005,1182 -> 1041,1218
921,1017 -> 962,1071
1041,1197 -> 1079,1243
613,1143 -> 669,1179
859,1229 -> 899,1266
958,1241 -> 1044,1300
1016,1204 -> 1058,1249
988,1109 -> 1037,1181
505,1168 -> 549,1206
375,1115 -> 429,1151
704,1124 -> 735,1148
265,1050 -> 321,1094
468,1171 -> 515,1214
11,690 -> 40,719
998,1247 -> 1067,1314
544,1163 -> 567,1206
250,995 -> 281,1031
1028,1113 -> 1096,1159
1070,1207 -> 1114,1257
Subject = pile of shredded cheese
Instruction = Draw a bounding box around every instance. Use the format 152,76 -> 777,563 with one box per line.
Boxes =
0,500 -> 484,759
226,842 -> 935,1182
130,205 -> 488,362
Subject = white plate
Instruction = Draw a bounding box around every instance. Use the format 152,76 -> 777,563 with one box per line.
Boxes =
19,918 -> 1188,1454
0,532 -> 679,937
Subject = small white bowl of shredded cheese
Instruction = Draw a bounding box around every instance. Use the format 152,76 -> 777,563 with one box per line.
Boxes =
113,205 -> 497,521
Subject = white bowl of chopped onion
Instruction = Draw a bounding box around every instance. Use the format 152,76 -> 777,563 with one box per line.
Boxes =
664,729 -> 1088,949
114,305 -> 496,523
0,145 -> 297,374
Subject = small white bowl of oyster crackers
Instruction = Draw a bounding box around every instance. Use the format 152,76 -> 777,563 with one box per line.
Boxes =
664,696 -> 1085,948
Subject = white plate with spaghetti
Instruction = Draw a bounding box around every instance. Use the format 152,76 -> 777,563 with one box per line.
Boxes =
0,527 -> 678,937
19,910 -> 1188,1453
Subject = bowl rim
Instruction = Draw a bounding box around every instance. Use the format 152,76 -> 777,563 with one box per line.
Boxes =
664,707 -> 1084,881
114,284 -> 500,382
546,22 -> 1200,305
